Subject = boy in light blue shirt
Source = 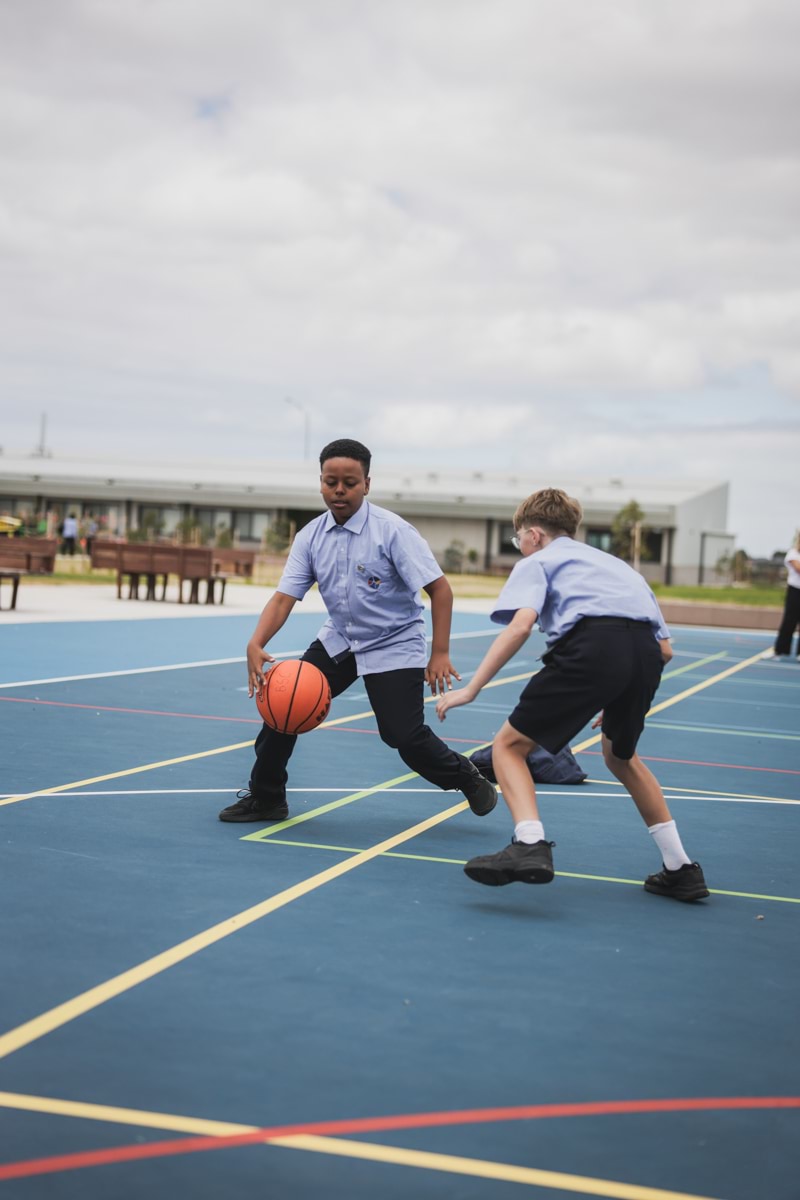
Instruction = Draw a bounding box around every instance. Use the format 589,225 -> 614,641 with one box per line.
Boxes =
220,438 -> 496,823
437,487 -> 708,902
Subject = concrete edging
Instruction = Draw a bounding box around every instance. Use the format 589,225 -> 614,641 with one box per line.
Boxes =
659,600 -> 781,631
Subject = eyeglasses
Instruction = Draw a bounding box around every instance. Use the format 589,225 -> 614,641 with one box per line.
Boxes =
511,533 -> 522,551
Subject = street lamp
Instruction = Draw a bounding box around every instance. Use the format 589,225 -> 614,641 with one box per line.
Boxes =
284,396 -> 311,460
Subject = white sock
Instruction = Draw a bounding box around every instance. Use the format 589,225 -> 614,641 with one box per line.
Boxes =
648,820 -> 692,871
514,820 -> 545,845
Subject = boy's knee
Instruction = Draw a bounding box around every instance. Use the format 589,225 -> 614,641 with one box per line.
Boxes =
602,739 -> 633,772
494,722 -> 534,756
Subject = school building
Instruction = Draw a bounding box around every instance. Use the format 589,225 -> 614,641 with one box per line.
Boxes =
0,452 -> 734,586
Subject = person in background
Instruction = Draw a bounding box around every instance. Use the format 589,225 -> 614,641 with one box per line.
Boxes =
772,531 -> 800,661
61,512 -> 79,555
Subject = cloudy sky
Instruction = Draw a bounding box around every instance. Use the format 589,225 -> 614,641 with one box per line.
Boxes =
1,0 -> 798,555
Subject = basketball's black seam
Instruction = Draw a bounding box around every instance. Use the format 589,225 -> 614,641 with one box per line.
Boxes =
284,663 -> 305,735
297,663 -> 326,733
309,671 -> 326,729
262,675 -> 278,731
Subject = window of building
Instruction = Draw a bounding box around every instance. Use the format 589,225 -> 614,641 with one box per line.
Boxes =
498,522 -> 517,554
586,528 -> 613,553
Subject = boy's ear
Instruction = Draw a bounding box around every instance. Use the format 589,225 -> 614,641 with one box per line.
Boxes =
364,476 -> 370,494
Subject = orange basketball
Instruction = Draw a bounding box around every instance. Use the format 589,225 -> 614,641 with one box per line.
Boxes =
256,660 -> 331,734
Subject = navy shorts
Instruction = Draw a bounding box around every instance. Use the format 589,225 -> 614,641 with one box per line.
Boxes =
507,617 -> 664,760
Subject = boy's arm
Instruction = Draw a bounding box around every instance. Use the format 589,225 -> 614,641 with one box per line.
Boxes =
436,607 -> 538,720
422,575 -> 462,695
246,591 -> 298,696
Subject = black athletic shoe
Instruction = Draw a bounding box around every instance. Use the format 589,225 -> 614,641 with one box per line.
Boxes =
644,862 -> 709,902
464,839 -> 555,886
218,789 -> 289,823
459,759 -> 498,816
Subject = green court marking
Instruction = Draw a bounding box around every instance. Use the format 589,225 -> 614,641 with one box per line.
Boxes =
647,722 -> 800,742
253,839 -> 800,904
662,652 -> 727,679
241,748 -> 494,843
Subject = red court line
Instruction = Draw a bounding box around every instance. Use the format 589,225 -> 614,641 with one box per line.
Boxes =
0,696 -> 261,725
581,749 -> 800,777
0,698 -> 485,745
1,1096 -> 798,1181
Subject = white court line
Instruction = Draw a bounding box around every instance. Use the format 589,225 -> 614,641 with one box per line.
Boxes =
0,656 -> 253,691
0,629 -> 499,692
3,788 -> 796,805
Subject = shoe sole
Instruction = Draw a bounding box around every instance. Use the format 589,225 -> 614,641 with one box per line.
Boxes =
218,809 -> 289,823
464,863 -> 554,886
643,882 -> 710,902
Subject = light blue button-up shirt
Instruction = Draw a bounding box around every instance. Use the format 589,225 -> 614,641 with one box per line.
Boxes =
491,536 -> 670,645
277,502 -> 443,675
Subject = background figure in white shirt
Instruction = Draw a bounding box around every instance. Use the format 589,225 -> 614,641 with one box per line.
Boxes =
773,531 -> 800,660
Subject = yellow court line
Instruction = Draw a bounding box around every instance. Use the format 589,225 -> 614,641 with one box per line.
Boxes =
0,1092 -> 722,1199
0,1090 -> 255,1136
269,1134 -> 721,1200
0,651 -> 748,811
252,839 -> 800,905
0,800 -> 465,1063
0,647 -> 772,1063
0,706 -> 407,810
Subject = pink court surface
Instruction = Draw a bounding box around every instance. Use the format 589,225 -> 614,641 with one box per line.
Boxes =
0,583 -> 798,1199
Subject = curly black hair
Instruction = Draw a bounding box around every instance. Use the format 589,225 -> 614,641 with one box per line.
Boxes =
319,439 -> 372,476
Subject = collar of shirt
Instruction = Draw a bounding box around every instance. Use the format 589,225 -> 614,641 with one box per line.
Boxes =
322,502 -> 370,535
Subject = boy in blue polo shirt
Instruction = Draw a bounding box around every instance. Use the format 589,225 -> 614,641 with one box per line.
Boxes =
220,438 -> 496,823
436,487 -> 708,903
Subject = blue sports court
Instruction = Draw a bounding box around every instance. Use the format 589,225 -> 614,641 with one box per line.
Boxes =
0,604 -> 798,1199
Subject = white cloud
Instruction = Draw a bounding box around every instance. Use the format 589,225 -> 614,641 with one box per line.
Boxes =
0,0 -> 799,555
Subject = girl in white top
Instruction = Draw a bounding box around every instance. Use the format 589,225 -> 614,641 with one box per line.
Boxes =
774,531 -> 800,659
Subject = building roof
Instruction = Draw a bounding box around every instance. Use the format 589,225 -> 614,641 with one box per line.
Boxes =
0,452 -> 727,524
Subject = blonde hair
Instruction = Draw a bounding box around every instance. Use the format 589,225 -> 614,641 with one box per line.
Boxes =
513,488 -> 583,537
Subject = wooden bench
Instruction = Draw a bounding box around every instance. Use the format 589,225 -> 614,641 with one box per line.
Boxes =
0,538 -> 58,574
0,569 -> 21,610
212,547 -> 257,579
90,542 -> 227,604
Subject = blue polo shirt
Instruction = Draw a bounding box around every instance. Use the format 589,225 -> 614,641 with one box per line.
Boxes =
277,502 -> 443,675
491,536 -> 670,645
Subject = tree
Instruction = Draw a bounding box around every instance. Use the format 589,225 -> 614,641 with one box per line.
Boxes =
611,501 -> 651,566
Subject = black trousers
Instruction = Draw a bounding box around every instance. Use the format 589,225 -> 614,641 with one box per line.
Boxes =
249,639 -> 473,800
774,586 -> 800,656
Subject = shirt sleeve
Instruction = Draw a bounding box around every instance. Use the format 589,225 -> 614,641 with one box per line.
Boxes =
387,523 -> 443,592
491,557 -> 547,625
276,528 -> 316,600
647,588 -> 671,641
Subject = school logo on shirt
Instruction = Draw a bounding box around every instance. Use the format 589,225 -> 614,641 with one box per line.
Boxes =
367,574 -> 381,590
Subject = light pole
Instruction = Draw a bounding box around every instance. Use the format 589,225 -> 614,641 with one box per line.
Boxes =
284,396 -> 311,460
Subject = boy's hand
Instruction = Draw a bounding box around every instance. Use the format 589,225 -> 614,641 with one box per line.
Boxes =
247,642 -> 275,697
425,652 -> 461,696
435,686 -> 475,721
659,638 -> 673,665
591,711 -> 604,729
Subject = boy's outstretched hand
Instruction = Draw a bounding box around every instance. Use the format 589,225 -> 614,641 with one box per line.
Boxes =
425,652 -> 461,696
247,641 -> 275,697
435,686 -> 475,721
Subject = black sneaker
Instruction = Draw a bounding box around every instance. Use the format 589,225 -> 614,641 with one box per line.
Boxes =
218,789 -> 289,823
644,862 -> 709,902
464,839 -> 555,886
459,759 -> 498,816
